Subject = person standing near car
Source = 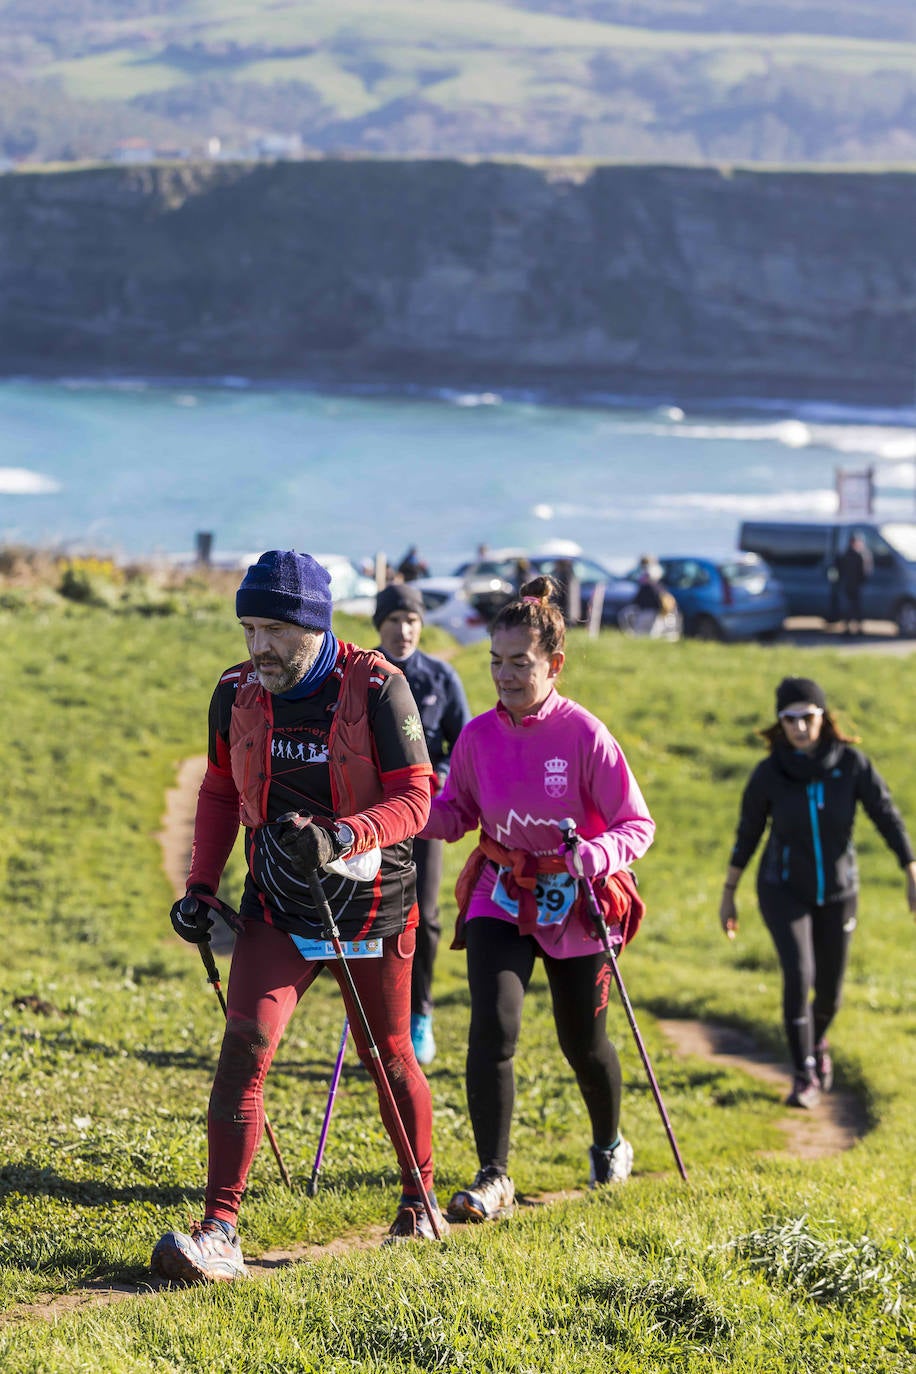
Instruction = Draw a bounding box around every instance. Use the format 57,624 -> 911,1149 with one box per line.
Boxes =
151,551 -> 448,1284
374,582 -> 472,1065
832,534 -> 872,636
719,676 -> 916,1109
422,576 -> 654,1220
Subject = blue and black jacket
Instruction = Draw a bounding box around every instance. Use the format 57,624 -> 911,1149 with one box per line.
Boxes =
730,738 -> 914,906
377,646 -> 471,787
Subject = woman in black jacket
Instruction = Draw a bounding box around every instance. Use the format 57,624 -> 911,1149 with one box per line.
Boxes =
719,676 -> 916,1108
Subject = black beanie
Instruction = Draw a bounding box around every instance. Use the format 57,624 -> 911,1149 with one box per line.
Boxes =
373,581 -> 425,629
236,551 -> 332,631
776,676 -> 827,714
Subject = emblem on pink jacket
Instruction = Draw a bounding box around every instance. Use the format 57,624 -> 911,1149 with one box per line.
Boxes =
544,756 -> 568,797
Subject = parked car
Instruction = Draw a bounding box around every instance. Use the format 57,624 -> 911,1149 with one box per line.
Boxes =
415,575 -> 488,645
459,547 -> 636,626
314,553 -> 378,616
622,554 -> 786,641
738,520 -> 916,635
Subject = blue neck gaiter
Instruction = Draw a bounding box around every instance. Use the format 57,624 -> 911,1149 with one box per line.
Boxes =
279,632 -> 339,700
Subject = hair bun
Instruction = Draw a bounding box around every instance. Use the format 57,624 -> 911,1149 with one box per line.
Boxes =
518,575 -> 552,604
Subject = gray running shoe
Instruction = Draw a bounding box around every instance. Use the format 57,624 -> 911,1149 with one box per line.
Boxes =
384,1200 -> 450,1243
786,1074 -> 820,1109
447,1166 -> 515,1222
151,1218 -> 247,1284
814,1043 -> 834,1092
589,1137 -> 634,1187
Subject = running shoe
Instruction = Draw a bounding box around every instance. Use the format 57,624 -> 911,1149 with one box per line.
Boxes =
384,1200 -> 449,1243
814,1042 -> 834,1092
410,1013 -> 436,1066
786,1074 -> 821,1110
446,1166 -> 515,1222
150,1218 -> 248,1284
589,1137 -> 634,1187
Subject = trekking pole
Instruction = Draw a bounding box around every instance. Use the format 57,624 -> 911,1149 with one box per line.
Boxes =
558,820 -> 689,1182
304,870 -> 443,1239
307,1017 -> 350,1197
181,898 -> 293,1189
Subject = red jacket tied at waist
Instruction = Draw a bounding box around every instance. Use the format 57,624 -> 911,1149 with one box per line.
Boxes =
452,831 -> 645,951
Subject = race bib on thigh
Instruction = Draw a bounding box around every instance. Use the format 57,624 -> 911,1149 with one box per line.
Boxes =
492,868 -> 578,927
290,934 -> 384,961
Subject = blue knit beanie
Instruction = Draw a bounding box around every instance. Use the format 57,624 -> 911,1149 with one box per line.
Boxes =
236,551 -> 332,631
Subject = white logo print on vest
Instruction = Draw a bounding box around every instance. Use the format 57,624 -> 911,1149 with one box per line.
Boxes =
271,738 -> 329,763
544,756 -> 568,797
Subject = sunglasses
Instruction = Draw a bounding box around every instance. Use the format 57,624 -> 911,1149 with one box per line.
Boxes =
779,708 -> 824,724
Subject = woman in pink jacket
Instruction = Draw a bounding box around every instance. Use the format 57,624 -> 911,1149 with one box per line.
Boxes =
423,576 -> 655,1221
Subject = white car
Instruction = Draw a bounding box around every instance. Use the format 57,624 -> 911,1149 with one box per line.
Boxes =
416,576 -> 489,645
313,553 -> 378,616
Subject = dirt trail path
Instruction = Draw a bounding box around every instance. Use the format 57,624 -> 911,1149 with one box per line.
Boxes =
659,1019 -> 867,1158
158,754 -> 235,953
1,761 -> 869,1326
159,755 -> 208,899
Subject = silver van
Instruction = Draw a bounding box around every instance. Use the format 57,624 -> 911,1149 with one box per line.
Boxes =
738,521 -> 916,636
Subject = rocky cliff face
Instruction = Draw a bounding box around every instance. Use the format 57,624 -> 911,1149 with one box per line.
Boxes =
0,159 -> 913,402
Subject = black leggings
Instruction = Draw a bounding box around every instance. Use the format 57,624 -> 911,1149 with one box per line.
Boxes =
757,883 -> 857,1073
464,917 -> 622,1173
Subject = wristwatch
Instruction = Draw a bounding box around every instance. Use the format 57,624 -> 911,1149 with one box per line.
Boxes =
333,822 -> 355,856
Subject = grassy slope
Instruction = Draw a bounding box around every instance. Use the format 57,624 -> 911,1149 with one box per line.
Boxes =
0,604 -> 912,1370
39,1 -> 916,105
4,1 -> 916,165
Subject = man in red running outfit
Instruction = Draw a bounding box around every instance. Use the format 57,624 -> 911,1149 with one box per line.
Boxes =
151,550 -> 448,1284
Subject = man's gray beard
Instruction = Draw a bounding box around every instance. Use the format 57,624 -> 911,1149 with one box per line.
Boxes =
257,637 -> 322,694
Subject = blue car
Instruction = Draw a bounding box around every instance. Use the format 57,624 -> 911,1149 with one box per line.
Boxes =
623,554 -> 787,641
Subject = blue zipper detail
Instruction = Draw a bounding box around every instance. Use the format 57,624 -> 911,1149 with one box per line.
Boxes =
781,845 -> 790,882
808,782 -> 825,905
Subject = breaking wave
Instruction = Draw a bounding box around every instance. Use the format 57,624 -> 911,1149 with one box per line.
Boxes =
0,467 -> 61,495
636,417 -> 916,462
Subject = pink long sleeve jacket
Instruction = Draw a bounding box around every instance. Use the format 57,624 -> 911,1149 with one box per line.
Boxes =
422,690 -> 655,957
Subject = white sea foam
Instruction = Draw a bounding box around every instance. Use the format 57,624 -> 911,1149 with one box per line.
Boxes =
448,391 -> 502,407
636,417 -> 916,462
0,468 -> 61,495
881,460 -> 916,489
648,489 -> 838,515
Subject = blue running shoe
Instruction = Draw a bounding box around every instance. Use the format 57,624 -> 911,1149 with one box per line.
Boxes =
411,1012 -> 436,1066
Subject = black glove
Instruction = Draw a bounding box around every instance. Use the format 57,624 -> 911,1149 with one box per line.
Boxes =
170,886 -> 215,944
275,815 -> 344,876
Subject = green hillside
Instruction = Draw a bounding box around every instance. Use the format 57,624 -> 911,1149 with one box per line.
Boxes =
1,0 -> 915,164
0,585 -> 913,1369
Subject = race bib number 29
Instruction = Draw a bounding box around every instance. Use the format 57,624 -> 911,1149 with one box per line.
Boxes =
492,869 -> 578,927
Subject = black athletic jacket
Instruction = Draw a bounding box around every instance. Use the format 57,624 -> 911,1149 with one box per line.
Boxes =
730,738 -> 914,906
378,646 -> 471,785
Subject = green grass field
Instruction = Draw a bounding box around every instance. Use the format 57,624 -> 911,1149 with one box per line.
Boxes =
5,0 -> 916,164
39,2 -> 916,112
0,597 -> 913,1370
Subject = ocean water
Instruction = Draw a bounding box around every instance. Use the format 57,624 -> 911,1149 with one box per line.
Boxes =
1,377 -> 914,573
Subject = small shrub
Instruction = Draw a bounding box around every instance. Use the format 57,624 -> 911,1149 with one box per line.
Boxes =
724,1214 -> 915,1316
58,558 -> 122,607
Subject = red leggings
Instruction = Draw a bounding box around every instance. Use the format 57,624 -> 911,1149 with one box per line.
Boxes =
205,918 -> 433,1225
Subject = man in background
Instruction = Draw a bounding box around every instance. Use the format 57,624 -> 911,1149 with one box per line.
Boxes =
832,534 -> 872,636
374,583 -> 472,1064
